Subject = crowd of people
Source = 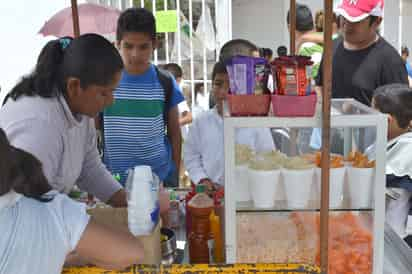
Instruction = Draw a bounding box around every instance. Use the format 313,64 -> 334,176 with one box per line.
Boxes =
1,0 -> 412,273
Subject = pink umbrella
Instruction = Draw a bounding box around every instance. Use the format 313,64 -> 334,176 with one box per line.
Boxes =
39,3 -> 121,38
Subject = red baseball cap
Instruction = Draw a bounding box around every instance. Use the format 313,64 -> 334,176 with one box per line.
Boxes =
335,0 -> 384,23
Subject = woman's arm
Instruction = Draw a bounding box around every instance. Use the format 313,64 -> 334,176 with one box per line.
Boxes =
74,219 -> 144,270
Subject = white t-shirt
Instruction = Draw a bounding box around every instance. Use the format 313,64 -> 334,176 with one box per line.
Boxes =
178,100 -> 191,140
184,108 -> 276,185
0,191 -> 90,274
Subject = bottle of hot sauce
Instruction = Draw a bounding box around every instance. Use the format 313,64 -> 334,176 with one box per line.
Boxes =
188,184 -> 214,264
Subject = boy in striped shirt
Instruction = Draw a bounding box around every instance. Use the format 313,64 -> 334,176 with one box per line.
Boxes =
103,8 -> 184,185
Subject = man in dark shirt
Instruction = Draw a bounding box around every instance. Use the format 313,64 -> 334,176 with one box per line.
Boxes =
316,0 -> 408,106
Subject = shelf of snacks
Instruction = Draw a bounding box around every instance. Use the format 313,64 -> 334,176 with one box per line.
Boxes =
223,99 -> 387,274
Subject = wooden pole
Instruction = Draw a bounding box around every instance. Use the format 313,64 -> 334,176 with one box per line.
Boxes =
290,0 -> 296,54
71,0 -> 80,38
320,0 -> 333,273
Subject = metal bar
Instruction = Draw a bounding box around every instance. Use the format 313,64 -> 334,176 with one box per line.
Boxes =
129,0 -> 133,8
71,0 -> 80,38
202,0 -> 208,102
164,0 -> 169,64
320,0 -> 334,273
215,0 -> 219,62
141,0 -> 144,8
373,116 -> 388,274
153,0 -> 158,65
289,0 -> 296,54
189,0 -> 195,110
224,119 -> 237,263
176,0 -> 182,66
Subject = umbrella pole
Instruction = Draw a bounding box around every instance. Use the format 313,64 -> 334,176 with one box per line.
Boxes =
71,0 -> 80,38
320,0 -> 334,273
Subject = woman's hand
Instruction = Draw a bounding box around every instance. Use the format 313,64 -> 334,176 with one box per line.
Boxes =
107,189 -> 127,208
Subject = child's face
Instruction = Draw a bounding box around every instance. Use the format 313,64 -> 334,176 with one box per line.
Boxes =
117,32 -> 155,74
372,98 -> 403,140
213,73 -> 230,104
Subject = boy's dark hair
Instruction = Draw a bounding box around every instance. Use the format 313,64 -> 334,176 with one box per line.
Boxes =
6,34 -> 123,103
163,63 -> 183,79
0,128 -> 52,201
219,39 -> 259,62
369,15 -> 380,27
212,62 -> 228,81
277,46 -> 288,57
116,8 -> 156,41
263,48 -> 273,58
287,4 -> 314,32
373,84 -> 412,129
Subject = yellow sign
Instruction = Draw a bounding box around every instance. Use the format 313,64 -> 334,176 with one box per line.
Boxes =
156,10 -> 178,33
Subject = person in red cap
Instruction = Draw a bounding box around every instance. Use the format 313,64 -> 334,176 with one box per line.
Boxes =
315,0 -> 408,106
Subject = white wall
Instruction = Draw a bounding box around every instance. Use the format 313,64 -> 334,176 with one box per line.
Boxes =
401,0 -> 412,57
231,0 -> 329,53
232,0 -> 287,51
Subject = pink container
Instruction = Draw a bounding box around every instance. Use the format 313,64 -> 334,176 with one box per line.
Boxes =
271,93 -> 317,117
227,94 -> 271,117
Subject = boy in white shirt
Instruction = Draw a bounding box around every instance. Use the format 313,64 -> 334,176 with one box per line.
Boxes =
372,84 -> 412,246
184,62 -> 275,188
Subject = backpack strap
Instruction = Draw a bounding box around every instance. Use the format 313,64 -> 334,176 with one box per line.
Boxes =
155,66 -> 174,129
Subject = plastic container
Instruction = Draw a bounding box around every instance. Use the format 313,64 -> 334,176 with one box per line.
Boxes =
271,94 -> 317,117
315,167 -> 346,208
347,167 -> 375,208
168,191 -> 180,228
188,184 -> 214,264
235,165 -> 251,202
227,94 -> 271,116
282,168 -> 314,209
126,166 -> 160,236
248,169 -> 281,208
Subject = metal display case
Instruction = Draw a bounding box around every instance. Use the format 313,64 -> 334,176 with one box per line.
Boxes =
224,99 -> 388,274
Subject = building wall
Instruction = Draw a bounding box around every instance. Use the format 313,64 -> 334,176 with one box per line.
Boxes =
232,0 -> 404,54
231,0 -> 332,53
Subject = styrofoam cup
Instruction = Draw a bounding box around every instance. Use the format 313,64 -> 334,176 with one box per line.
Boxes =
315,167 -> 346,208
347,167 -> 374,208
282,168 -> 314,209
248,169 -> 280,208
235,165 -> 251,202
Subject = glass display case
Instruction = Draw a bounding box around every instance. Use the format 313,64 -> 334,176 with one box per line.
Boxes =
223,99 -> 388,274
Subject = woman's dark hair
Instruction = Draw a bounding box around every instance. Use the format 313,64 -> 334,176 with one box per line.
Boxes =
287,4 -> 314,32
373,84 -> 412,129
212,62 -> 228,81
117,8 -> 156,41
0,128 -> 52,200
6,34 -> 123,103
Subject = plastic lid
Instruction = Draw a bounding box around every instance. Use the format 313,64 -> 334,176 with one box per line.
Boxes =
133,165 -> 152,181
196,184 -> 206,193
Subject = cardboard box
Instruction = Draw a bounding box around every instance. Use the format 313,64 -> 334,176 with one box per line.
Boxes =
87,207 -> 161,265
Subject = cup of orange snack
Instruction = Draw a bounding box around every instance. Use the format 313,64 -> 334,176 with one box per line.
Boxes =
346,151 -> 375,208
313,152 -> 346,208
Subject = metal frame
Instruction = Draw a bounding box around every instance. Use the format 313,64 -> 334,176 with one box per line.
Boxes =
223,99 -> 387,274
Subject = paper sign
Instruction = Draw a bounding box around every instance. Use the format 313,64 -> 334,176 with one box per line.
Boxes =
156,10 -> 178,33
